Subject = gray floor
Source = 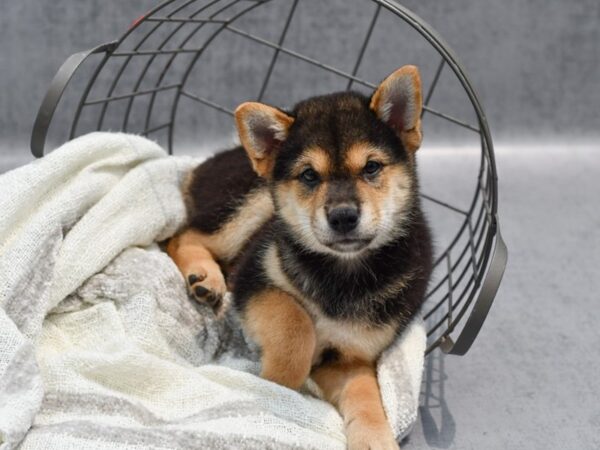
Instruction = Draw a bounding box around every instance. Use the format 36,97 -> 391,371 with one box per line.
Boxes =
407,141 -> 600,450
1,141 -> 599,449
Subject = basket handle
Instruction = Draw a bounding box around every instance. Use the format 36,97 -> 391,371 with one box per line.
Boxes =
440,223 -> 508,355
30,41 -> 118,158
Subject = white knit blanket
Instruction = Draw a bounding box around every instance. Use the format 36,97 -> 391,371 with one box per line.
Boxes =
0,133 -> 425,450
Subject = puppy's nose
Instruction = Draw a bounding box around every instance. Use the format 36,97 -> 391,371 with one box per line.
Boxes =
327,206 -> 359,234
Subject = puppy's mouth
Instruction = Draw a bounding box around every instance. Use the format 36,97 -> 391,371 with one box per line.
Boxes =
326,237 -> 373,253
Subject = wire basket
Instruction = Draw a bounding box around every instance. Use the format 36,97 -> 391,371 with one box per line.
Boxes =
31,0 -> 507,356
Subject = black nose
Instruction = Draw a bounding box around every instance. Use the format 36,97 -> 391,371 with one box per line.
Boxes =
327,206 -> 359,234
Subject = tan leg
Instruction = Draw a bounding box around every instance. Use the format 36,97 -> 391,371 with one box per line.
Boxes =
167,228 -> 227,313
312,360 -> 399,450
243,288 -> 316,390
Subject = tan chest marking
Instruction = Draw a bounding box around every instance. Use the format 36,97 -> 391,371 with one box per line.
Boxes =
263,244 -> 398,363
201,187 -> 273,262
310,314 -> 397,364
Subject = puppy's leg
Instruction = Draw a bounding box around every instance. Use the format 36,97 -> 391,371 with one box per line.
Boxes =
312,360 -> 399,450
244,288 -> 316,390
167,228 -> 227,312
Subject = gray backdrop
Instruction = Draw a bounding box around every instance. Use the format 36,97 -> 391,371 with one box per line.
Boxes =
1,0 -> 599,154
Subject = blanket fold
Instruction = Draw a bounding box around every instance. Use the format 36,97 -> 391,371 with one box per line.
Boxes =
0,133 -> 424,450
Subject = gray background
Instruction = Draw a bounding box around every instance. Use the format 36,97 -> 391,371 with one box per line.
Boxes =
1,1 -> 599,449
1,0 -> 599,154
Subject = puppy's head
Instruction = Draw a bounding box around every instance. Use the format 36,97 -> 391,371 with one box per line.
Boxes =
235,65 -> 423,257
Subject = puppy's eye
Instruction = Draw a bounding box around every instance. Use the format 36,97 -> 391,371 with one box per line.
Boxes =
363,160 -> 382,176
299,168 -> 320,185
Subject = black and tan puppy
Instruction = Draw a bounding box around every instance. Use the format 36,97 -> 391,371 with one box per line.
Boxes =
167,65 -> 433,449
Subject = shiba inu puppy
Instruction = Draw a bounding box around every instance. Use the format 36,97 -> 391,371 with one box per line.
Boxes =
167,65 -> 433,449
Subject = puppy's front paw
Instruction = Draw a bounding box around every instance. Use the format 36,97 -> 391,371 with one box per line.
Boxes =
346,420 -> 400,450
185,263 -> 227,314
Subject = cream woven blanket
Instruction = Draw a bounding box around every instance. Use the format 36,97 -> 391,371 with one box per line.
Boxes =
0,133 -> 424,450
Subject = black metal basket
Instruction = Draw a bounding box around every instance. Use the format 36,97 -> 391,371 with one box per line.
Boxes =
31,0 -> 507,356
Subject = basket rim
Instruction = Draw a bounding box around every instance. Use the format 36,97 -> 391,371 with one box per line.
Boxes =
31,0 -> 506,356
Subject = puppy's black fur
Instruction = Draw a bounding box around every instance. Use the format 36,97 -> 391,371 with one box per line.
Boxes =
185,91 -> 432,335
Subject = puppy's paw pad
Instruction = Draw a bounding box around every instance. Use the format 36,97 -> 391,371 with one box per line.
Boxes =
189,282 -> 225,313
185,266 -> 227,314
188,273 -> 206,285
193,284 -> 210,297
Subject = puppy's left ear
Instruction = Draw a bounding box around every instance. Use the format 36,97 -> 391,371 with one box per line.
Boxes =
370,65 -> 423,152
235,102 -> 294,178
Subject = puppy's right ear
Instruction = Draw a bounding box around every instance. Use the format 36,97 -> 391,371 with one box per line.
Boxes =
234,102 -> 294,178
370,65 -> 423,152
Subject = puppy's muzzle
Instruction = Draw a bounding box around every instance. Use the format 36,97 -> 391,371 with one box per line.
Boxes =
327,205 -> 359,234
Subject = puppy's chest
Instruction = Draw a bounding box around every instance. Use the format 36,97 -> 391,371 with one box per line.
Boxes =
306,301 -> 398,364
262,244 -> 398,362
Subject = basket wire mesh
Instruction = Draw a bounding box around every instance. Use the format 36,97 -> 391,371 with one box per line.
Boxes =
31,0 -> 507,356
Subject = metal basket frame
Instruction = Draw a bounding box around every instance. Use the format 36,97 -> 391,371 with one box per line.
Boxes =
30,0 -> 507,356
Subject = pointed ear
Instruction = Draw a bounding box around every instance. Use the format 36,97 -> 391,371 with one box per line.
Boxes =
234,102 -> 294,178
370,65 -> 423,152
